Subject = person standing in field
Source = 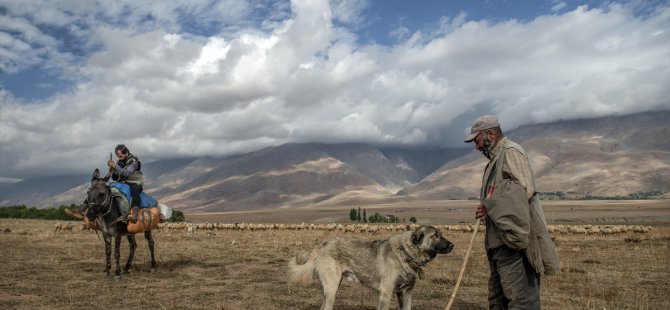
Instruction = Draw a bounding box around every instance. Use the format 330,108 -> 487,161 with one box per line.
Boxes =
465,115 -> 560,309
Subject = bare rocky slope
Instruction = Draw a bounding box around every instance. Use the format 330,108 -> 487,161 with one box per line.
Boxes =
398,111 -> 670,199
2,111 -> 668,210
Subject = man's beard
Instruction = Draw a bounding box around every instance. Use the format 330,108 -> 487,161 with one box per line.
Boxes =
481,135 -> 495,159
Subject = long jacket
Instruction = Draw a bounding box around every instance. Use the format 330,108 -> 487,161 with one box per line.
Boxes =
481,138 -> 560,275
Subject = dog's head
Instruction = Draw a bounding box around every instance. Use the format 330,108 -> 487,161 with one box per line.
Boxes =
411,225 -> 454,258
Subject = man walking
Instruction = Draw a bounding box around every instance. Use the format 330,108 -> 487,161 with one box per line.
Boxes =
465,115 -> 559,309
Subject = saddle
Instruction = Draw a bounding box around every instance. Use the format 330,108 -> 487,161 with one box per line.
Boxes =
109,182 -> 159,209
75,182 -> 169,233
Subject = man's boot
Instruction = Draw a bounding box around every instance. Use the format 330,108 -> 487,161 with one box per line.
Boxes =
128,207 -> 139,223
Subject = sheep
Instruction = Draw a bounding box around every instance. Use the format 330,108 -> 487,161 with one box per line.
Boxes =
187,223 -> 196,234
151,221 -> 655,236
54,222 -> 75,232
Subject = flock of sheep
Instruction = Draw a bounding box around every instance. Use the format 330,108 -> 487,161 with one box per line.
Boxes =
54,221 -> 653,235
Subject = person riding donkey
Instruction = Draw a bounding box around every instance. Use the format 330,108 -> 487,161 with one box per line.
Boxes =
65,144 -> 145,223
107,144 -> 144,222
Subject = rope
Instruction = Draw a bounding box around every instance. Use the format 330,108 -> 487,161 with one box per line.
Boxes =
98,189 -> 114,217
90,186 -> 124,230
445,218 -> 481,310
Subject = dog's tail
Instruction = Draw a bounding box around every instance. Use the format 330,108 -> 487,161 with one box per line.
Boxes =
287,250 -> 316,285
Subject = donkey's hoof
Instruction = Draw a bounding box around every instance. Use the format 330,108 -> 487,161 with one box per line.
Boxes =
122,269 -> 131,275
150,268 -> 157,273
114,275 -> 121,281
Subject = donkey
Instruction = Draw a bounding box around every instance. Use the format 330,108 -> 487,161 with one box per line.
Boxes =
85,168 -> 157,279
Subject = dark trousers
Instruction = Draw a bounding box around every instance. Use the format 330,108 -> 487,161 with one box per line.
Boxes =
127,183 -> 143,209
487,246 -> 541,310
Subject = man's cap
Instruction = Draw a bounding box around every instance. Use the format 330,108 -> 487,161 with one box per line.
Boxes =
464,115 -> 500,143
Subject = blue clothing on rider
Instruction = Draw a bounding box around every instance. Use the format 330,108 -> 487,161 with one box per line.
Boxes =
108,145 -> 144,222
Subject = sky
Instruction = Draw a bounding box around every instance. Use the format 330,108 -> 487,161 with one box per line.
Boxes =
0,0 -> 669,181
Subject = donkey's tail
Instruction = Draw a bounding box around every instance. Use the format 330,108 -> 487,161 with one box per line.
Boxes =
287,250 -> 316,285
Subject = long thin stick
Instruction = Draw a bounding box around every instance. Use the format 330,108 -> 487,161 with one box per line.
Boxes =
445,218 -> 481,310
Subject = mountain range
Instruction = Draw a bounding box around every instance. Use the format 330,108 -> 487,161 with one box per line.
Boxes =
1,111 -> 668,211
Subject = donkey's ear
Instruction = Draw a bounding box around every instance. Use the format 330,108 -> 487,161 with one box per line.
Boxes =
92,169 -> 100,180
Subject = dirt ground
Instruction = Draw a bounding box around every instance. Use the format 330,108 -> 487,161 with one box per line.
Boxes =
1,203 -> 669,310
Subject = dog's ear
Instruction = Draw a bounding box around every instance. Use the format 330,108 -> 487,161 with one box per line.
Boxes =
411,230 -> 424,245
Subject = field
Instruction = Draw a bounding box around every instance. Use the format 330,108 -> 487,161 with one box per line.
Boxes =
186,199 -> 670,225
1,200 -> 669,310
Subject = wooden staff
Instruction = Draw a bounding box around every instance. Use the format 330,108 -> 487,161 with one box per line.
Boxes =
444,218 -> 481,310
446,184 -> 492,309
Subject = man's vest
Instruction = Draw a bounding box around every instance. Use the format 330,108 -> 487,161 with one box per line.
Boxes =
113,154 -> 144,185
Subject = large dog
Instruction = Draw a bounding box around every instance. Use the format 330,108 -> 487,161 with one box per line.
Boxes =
288,225 -> 454,310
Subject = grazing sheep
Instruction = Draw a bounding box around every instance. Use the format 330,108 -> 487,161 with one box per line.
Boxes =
54,222 -> 75,232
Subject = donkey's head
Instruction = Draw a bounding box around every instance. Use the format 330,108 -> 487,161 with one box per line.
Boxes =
86,169 -> 110,221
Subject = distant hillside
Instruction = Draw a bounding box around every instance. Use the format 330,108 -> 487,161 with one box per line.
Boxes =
0,175 -> 89,207
398,111 -> 670,199
151,143 -> 463,211
0,159 -> 197,209
16,143 -> 462,211
2,111 -> 668,211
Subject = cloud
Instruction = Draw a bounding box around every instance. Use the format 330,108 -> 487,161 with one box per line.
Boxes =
551,2 -> 567,12
0,0 -> 669,178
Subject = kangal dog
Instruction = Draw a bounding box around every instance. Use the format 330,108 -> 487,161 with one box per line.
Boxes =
288,225 -> 454,310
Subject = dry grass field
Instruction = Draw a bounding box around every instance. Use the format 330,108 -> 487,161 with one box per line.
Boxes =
1,207 -> 669,310
187,199 -> 670,225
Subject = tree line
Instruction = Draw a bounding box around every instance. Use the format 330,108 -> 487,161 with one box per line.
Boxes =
466,191 -> 664,201
0,205 -> 79,221
0,204 -> 185,222
349,207 -> 416,224
540,191 -> 664,200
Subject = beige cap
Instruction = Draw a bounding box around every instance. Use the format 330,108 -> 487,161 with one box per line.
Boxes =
464,115 -> 500,143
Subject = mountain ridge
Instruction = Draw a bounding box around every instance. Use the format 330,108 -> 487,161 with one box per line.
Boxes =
1,111 -> 668,210
399,111 -> 670,199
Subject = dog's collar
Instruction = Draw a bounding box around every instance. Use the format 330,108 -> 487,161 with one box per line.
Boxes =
405,258 -> 425,279
399,246 -> 427,279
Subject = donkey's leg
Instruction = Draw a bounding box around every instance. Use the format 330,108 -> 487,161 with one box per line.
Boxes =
145,230 -> 157,272
103,234 -> 112,275
124,234 -> 137,273
114,234 -> 122,278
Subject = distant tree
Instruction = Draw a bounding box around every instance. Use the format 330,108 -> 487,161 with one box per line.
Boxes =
557,191 -> 565,200
349,208 -> 358,222
363,209 -> 367,223
357,207 -> 361,222
409,217 -> 417,223
368,212 -> 383,223
170,210 -> 185,222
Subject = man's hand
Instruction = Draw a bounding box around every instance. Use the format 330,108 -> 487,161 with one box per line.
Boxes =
475,204 -> 487,220
107,159 -> 116,169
